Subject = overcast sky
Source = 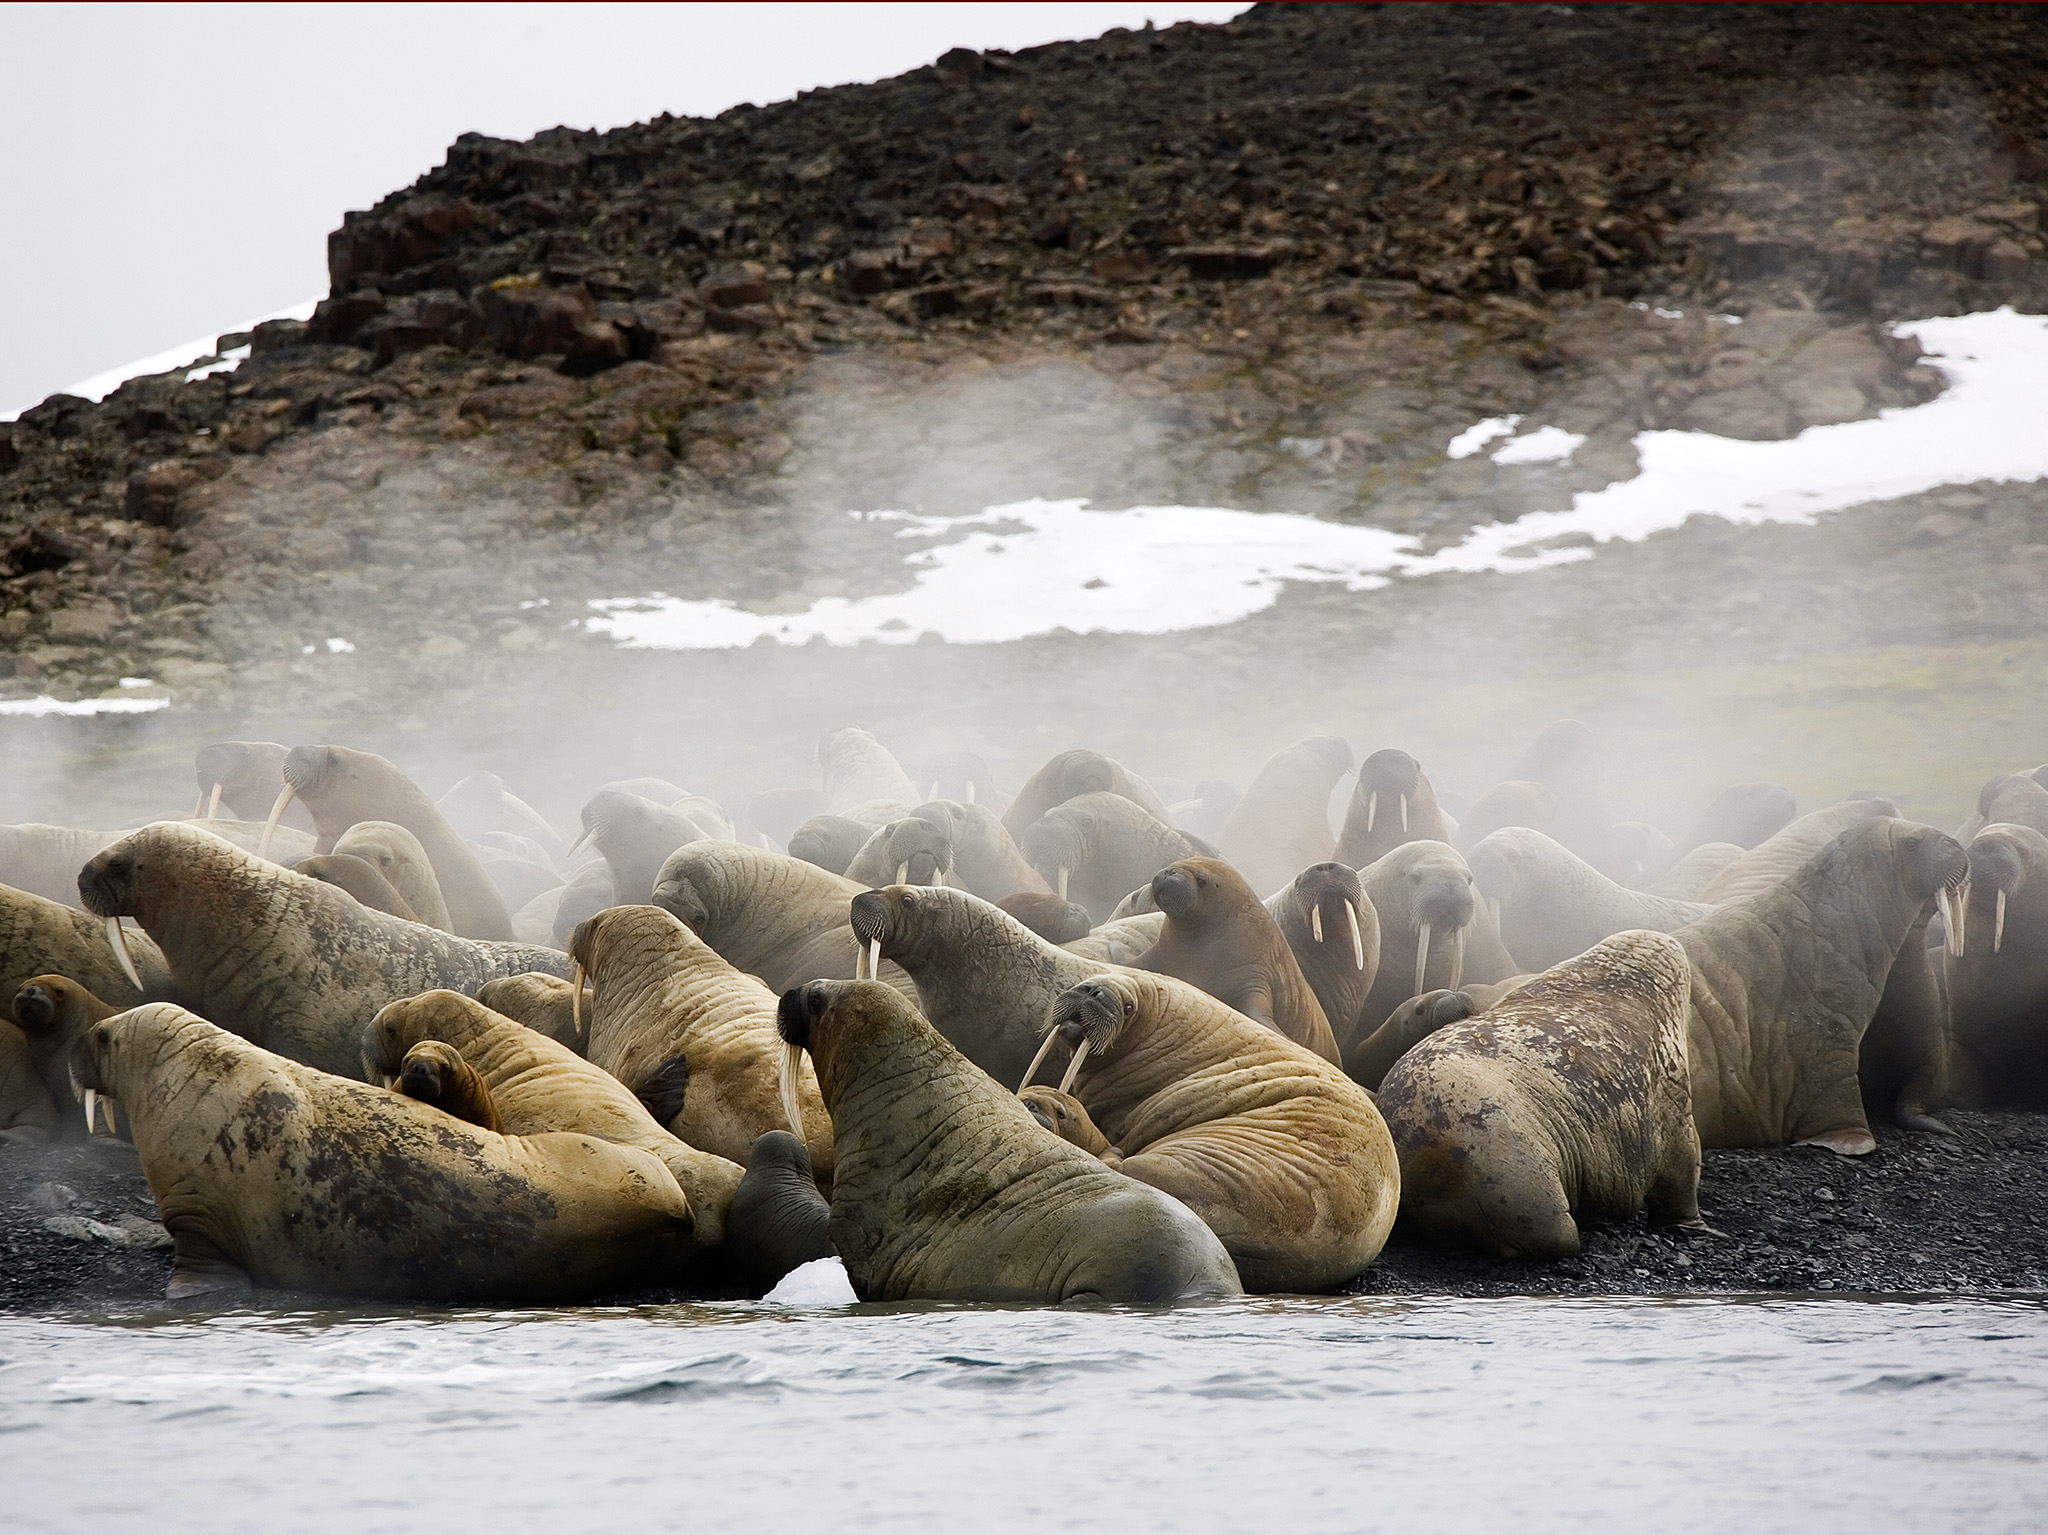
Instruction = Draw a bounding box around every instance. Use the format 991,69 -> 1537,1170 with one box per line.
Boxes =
0,2 -> 1247,417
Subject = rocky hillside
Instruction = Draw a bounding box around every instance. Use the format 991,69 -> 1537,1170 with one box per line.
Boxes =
0,2 -> 2044,826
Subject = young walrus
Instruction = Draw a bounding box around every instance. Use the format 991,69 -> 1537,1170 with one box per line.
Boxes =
396,1040 -> 504,1133
361,989 -> 743,1263
80,1002 -> 697,1303
78,823 -> 569,1079
1,880 -> 173,1024
1377,930 -> 1707,1260
774,978 -> 1240,1303
1015,970 -> 1399,1293
1132,858 -> 1341,1065
725,1130 -> 834,1296
567,905 -> 832,1182
0,1020 -> 62,1142
12,975 -> 126,1140
1344,988 -> 1477,1090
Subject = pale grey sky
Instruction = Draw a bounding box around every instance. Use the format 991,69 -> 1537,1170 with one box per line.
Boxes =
0,1 -> 1246,417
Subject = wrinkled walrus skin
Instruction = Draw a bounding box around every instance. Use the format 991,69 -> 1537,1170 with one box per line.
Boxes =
2,879 -> 173,1024
79,1003 -> 697,1303
1379,931 -> 1705,1259
1465,827 -> 1712,973
1677,817 -> 1967,1155
1018,970 -> 1399,1293
1019,792 -> 1216,926
361,989 -> 743,1267
778,979 -> 1240,1304
569,904 -> 832,1181
78,824 -> 569,1079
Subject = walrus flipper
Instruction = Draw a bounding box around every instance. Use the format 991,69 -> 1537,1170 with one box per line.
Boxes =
634,1054 -> 692,1128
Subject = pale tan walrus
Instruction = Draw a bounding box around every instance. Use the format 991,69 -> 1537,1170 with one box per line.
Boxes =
1016,970 -> 1399,1293
1000,747 -> 1173,842
1378,930 -> 1707,1259
774,978 -> 1241,1303
331,821 -> 453,930
1464,827 -> 1711,973
80,1002 -> 698,1302
1354,841 -> 1518,1040
78,823 -> 569,1078
1018,791 -> 1215,924
2,880 -> 172,1026
567,905 -> 832,1180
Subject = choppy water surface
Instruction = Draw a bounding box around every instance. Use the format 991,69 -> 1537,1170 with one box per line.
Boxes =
4,1294 -> 2043,1533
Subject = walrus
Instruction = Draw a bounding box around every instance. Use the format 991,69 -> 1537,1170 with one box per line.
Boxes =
84,1001 -> 696,1302
475,971 -> 585,1049
995,892 -> 1094,944
1945,823 -> 2048,1107
1000,748 -> 1172,841
1015,970 -> 1399,1292
1064,911 -> 1165,965
1166,779 -> 1241,845
787,814 -> 880,876
1678,816 -> 1966,1153
1214,736 -> 1354,898
2,880 -> 172,1025
1355,841 -> 1518,1039
579,788 -> 715,905
294,853 -> 423,922
79,823 -> 569,1078
1698,796 -> 1897,904
1018,791 -> 1216,923
1449,780 -> 1558,854
0,823 -> 118,907
1656,782 -> 1799,874
436,770 -> 566,862
259,744 -> 514,939
362,988 -> 744,1262
1131,858 -> 1340,1064
818,726 -> 920,813
1465,827 -> 1713,973
1379,930 -> 1706,1259
1956,772 -> 2048,844
1859,895 -> 1952,1134
1263,862 -> 1380,1049
193,740 -> 316,830
395,1039 -> 504,1132
175,817 -> 317,866
330,820 -> 453,930
912,750 -> 1011,814
1334,749 -> 1452,868
775,978 -> 1240,1303
843,813 -> 957,890
567,905 -> 833,1180
0,1018 -> 62,1142
724,1130 -> 835,1295
1344,987 -> 1476,1089
892,799 -> 1049,899
14,974 -> 129,1139
1640,841 -> 1745,901
548,858 -> 615,949
472,832 -> 563,913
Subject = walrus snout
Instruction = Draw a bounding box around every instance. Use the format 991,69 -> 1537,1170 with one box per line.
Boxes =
1912,830 -> 1969,897
76,847 -> 136,919
848,889 -> 891,948
1151,864 -> 1200,917
651,872 -> 708,931
399,1052 -> 446,1103
776,983 -> 831,1049
12,981 -> 57,1035
281,745 -> 334,795
1416,877 -> 1476,933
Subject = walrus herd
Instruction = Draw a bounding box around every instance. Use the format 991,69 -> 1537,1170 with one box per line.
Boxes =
1,722 -> 2038,1302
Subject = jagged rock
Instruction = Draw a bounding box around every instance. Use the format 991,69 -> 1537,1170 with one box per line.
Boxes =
123,462 -> 200,527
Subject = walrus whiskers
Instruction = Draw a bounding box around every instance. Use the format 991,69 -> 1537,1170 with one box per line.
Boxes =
1414,922 -> 1431,991
206,782 -> 223,820
1056,1037 -> 1092,1094
1311,903 -> 1324,943
1346,899 -> 1366,971
105,916 -> 145,992
1016,1029 -> 1064,1093
778,1040 -> 807,1139
258,784 -> 295,860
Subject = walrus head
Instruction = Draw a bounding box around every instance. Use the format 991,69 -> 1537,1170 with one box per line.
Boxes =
1018,806 -> 1095,900
878,815 -> 954,888
1151,858 -> 1245,926
12,975 -> 114,1040
1048,749 -> 1118,804
397,1040 -> 464,1106
788,814 -> 873,876
848,885 -> 922,978
1287,863 -> 1372,973
916,752 -> 997,806
650,867 -> 711,932
1354,749 -> 1424,837
774,977 -> 908,1133
1015,977 -> 1136,1095
1954,824 -> 2041,958
193,740 -> 291,821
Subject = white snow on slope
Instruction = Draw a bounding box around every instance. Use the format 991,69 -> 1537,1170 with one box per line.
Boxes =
589,309 -> 2048,652
2,299 -> 319,420
0,695 -> 169,717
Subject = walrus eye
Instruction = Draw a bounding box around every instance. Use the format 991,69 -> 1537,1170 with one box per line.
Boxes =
93,1027 -> 110,1046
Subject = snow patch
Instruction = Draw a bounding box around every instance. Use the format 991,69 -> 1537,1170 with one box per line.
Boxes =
0,695 -> 170,717
1490,425 -> 1586,466
1446,415 -> 1520,459
4,298 -> 319,419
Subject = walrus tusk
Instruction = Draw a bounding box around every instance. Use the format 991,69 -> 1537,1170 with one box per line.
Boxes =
191,790 -> 206,817
205,782 -> 223,820
1166,798 -> 1201,816
1017,1029 -> 1063,1093
1936,887 -> 1954,951
896,862 -> 909,886
1345,900 -> 1366,971
1953,882 -> 1969,956
867,937 -> 881,981
84,1088 -> 100,1136
1450,925 -> 1467,991
566,826 -> 592,858
571,963 -> 585,1040
1365,791 -> 1377,834
779,1041 -> 807,1140
1311,903 -> 1324,943
106,916 -> 145,992
758,832 -> 774,851
1057,1037 -> 1092,1095
1399,794 -> 1409,835
1995,888 -> 2007,955
1414,922 -> 1431,989
965,781 -> 976,805
361,1051 -> 380,1086
258,785 -> 295,860
1057,866 -> 1069,901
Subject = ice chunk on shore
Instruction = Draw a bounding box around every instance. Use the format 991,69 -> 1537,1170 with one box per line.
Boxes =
763,1257 -> 858,1306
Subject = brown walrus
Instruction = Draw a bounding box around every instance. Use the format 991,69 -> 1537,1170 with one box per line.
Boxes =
1334,748 -> 1453,868
1465,827 -> 1712,972
12,974 -> 126,1140
774,978 -> 1240,1303
1355,841 -> 1518,1040
79,823 -> 569,1078
1945,822 -> 2048,1107
861,799 -> 1048,900
1131,858 -> 1340,1064
1016,969 -> 1399,1292
1018,791 -> 1216,924
1344,988 -> 1476,1089
83,1001 -> 697,1302
1000,748 -> 1172,841
651,840 -> 915,999
567,904 -> 832,1180
2,879 -> 173,1030
1263,862 -> 1380,1048
1379,930 -> 1706,1259
1214,736 -> 1354,898
361,988 -> 743,1263
395,1039 -> 504,1133
1678,816 -> 1966,1154
0,1017 -> 62,1142
294,853 -> 423,922
193,740 -> 316,829
259,744 -> 514,939
475,971 -> 585,1049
